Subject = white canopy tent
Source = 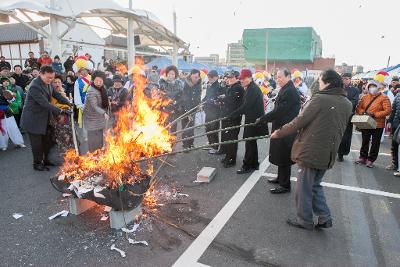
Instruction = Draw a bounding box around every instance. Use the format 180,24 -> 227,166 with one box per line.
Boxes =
0,0 -> 188,68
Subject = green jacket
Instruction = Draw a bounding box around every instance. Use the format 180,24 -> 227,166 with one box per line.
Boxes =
0,77 -> 22,114
275,87 -> 353,170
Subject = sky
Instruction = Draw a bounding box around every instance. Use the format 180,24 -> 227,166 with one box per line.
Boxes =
115,0 -> 399,71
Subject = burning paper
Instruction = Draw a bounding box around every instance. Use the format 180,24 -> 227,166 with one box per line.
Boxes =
128,238 -> 148,246
53,63 -> 174,210
121,223 -> 140,233
12,213 -> 23,219
104,206 -> 112,212
110,244 -> 126,258
48,210 -> 69,220
100,215 -> 108,221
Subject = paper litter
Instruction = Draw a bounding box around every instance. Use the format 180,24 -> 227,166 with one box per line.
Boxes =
128,238 -> 148,246
121,223 -> 140,233
48,210 -> 69,220
110,244 -> 126,258
12,213 -> 23,219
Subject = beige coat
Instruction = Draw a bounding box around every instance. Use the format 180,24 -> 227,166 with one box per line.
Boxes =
275,87 -> 353,170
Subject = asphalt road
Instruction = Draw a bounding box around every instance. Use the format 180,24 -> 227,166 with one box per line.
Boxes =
1,126 -> 399,267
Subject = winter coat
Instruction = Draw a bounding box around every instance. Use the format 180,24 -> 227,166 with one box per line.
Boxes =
107,87 -> 129,113
230,81 -> 266,138
21,77 -> 70,135
275,87 -> 353,170
12,73 -> 30,89
83,86 -> 108,131
388,94 -> 400,130
202,80 -> 225,121
222,81 -> 244,119
259,80 -> 301,166
182,78 -> 202,112
51,62 -> 63,74
63,59 -> 75,73
355,93 -> 392,128
345,85 -> 360,112
38,57 -> 52,66
24,58 -> 40,69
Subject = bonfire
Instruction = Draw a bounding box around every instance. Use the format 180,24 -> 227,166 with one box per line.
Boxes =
51,63 -> 174,211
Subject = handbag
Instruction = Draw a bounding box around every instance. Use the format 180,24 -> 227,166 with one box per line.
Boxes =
394,125 -> 400,144
351,95 -> 380,130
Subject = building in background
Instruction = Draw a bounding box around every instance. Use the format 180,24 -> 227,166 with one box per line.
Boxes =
194,54 -> 219,65
335,63 -> 364,74
242,27 -> 335,72
226,40 -> 247,67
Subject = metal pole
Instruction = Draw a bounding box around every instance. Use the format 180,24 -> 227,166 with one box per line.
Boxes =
166,101 -> 206,129
132,134 -> 270,163
170,116 -> 228,135
174,122 -> 257,144
49,0 -> 61,57
172,10 -> 178,66
127,0 -> 136,70
265,31 -> 269,71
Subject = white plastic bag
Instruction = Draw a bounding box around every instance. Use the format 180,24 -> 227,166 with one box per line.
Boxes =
195,111 -> 205,126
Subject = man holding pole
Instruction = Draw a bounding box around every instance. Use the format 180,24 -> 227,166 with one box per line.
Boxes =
230,69 -> 266,174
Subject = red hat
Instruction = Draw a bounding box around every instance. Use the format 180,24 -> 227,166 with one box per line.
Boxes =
239,69 -> 252,80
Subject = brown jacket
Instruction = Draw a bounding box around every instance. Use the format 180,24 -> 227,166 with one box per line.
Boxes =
274,87 -> 353,170
355,93 -> 391,128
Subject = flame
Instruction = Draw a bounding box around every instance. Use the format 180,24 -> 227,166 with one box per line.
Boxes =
59,63 -> 174,188
115,63 -> 128,75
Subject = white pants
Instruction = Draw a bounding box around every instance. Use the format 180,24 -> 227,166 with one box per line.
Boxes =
0,116 -> 24,149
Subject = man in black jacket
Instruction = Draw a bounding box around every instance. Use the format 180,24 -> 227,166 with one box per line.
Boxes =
0,56 -> 11,71
181,69 -> 202,149
21,66 -> 72,171
202,70 -> 225,153
220,71 -> 244,167
337,73 -> 359,161
256,69 -> 301,194
12,65 -> 30,89
230,69 -> 266,174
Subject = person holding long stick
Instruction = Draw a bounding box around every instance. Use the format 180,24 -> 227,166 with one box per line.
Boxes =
229,69 -> 266,174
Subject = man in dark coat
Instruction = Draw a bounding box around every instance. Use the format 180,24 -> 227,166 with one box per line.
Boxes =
12,65 -> 30,90
256,69 -> 301,194
0,56 -> 11,70
230,69 -> 267,174
337,73 -> 359,161
181,69 -> 202,149
21,66 -> 71,171
202,70 -> 225,153
270,69 -> 352,230
220,71 -> 244,167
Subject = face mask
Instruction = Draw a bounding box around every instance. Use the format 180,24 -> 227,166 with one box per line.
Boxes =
368,86 -> 379,94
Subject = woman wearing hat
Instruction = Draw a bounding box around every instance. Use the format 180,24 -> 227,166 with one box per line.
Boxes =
355,79 -> 391,168
83,71 -> 110,152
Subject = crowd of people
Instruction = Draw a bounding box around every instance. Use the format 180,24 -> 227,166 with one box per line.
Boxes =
1,50 -> 400,230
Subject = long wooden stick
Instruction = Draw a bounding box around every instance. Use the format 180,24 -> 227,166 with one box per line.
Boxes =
132,134 -> 270,163
69,93 -> 79,154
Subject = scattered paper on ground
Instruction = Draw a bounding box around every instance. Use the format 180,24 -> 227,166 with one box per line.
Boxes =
100,215 -> 108,221
121,223 -> 140,233
110,244 -> 126,258
62,193 -> 72,197
104,206 -> 112,212
48,210 -> 69,220
128,238 -> 148,246
12,213 -> 23,219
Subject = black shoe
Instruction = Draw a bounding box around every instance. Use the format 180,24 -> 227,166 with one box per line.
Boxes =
43,160 -> 60,167
337,154 -> 344,162
267,178 -> 279,184
223,160 -> 236,168
315,219 -> 333,229
286,218 -> 313,231
33,164 -> 50,171
270,186 -> 291,194
236,167 -> 254,174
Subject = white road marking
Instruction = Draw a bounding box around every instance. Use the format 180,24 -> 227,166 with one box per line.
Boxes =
262,173 -> 400,199
172,157 -> 271,267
